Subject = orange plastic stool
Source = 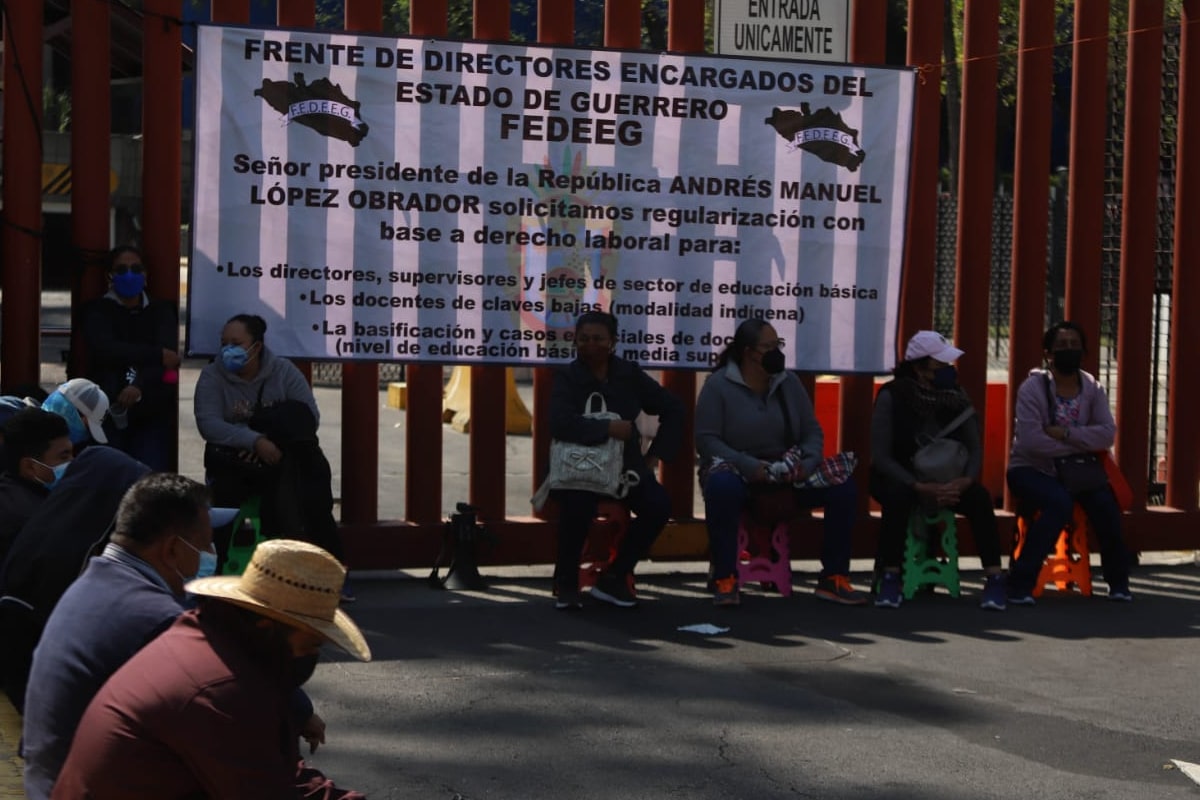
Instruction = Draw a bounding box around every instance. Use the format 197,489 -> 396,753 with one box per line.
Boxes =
1014,503 -> 1093,597
578,501 -> 631,590
736,515 -> 793,596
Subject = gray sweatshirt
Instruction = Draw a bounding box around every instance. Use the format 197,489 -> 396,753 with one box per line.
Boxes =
695,363 -> 824,478
193,346 -> 319,451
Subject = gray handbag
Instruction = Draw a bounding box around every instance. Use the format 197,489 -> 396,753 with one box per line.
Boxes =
910,406 -> 976,483
531,392 -> 640,511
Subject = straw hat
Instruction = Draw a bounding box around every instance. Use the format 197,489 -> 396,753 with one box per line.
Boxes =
186,539 -> 370,661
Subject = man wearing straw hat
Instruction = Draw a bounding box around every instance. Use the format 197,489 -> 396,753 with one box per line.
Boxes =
51,539 -> 371,800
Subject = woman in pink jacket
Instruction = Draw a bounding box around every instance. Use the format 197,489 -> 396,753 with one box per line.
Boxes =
1006,321 -> 1131,604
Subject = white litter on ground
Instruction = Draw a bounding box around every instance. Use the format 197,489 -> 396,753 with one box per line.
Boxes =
677,624 -> 730,635
1170,759 -> 1200,785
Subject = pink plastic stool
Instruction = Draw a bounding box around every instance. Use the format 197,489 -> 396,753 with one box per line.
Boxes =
736,516 -> 792,596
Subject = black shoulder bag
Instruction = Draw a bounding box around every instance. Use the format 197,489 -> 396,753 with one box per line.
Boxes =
1043,373 -> 1108,495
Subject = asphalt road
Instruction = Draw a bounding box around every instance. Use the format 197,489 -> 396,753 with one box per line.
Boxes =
297,560 -> 1200,800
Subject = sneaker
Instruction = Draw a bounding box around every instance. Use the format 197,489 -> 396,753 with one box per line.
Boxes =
815,575 -> 868,605
713,576 -> 741,607
1107,580 -> 1133,602
979,574 -> 1007,611
1007,587 -> 1037,606
874,572 -> 902,608
554,588 -> 584,610
591,572 -> 638,608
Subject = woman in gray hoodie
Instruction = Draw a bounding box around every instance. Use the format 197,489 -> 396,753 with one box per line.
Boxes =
695,318 -> 866,607
194,314 -> 346,591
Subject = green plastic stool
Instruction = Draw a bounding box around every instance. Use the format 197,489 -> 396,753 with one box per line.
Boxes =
221,495 -> 265,576
902,508 -> 960,599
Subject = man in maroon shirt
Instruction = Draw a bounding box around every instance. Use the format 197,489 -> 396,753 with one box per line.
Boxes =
51,539 -> 371,800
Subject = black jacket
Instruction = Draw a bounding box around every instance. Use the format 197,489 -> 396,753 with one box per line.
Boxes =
82,293 -> 178,424
548,357 -> 684,477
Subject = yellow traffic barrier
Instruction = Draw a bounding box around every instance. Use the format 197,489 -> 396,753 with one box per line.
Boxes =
441,366 -> 532,435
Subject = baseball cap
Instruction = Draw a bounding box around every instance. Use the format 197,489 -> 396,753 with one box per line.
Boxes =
56,379 -> 110,444
903,331 -> 964,364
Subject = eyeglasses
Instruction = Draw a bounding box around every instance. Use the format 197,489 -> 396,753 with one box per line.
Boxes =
113,263 -> 145,275
755,338 -> 785,352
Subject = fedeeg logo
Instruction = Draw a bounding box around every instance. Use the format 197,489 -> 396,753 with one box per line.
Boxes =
765,103 -> 865,172
254,72 -> 369,147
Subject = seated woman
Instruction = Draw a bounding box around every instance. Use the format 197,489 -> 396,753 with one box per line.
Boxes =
1007,321 -> 1131,604
193,314 -> 347,591
546,311 -> 682,610
696,318 -> 866,607
869,330 -> 1006,610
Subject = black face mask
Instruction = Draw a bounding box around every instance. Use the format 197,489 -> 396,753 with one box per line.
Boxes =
760,348 -> 786,375
932,365 -> 958,389
1052,348 -> 1083,374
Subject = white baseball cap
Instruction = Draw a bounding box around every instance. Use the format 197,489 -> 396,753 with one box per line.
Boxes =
904,330 -> 964,364
57,378 -> 110,444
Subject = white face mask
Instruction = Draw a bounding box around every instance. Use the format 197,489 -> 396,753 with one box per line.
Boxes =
175,535 -> 219,582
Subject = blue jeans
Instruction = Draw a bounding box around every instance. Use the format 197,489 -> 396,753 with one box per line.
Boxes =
1006,466 -> 1130,591
703,471 -> 857,581
551,476 -> 672,591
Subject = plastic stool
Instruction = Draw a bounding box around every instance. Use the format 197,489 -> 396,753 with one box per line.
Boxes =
736,515 -> 793,596
1014,504 -> 1092,597
902,509 -> 960,599
222,495 -> 264,576
578,501 -> 630,590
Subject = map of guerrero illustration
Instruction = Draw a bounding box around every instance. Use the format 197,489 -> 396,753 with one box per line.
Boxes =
765,103 -> 866,172
255,73 -> 369,146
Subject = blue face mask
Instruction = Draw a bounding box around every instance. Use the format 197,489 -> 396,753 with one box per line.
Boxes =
42,392 -> 89,444
176,535 -> 219,581
32,459 -> 70,489
112,271 -> 145,298
220,344 -> 251,372
932,365 -> 958,389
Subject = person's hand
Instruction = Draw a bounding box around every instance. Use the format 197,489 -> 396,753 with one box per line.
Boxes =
116,385 -> 142,408
915,481 -> 957,508
608,420 -> 635,441
1044,425 -> 1069,442
253,436 -> 283,465
945,476 -> 973,500
299,712 -> 326,754
747,462 -> 771,483
162,348 -> 182,369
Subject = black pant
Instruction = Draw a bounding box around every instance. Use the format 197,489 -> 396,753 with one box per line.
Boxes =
871,475 -> 1002,570
552,476 -> 671,591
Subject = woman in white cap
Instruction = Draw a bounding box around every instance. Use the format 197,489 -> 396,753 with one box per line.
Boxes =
41,378 -> 109,448
869,330 -> 1007,610
51,539 -> 369,800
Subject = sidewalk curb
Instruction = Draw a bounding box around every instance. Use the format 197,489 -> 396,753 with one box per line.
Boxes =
0,693 -> 23,799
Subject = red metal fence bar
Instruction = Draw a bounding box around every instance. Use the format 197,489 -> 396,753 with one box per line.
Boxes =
404,0 -> 449,528
840,0 -> 889,521
900,1 -> 943,339
954,0 -> 999,418
1006,0 -> 1055,503
467,3 -> 512,524
1116,0 -> 1166,511
1166,0 -> 1200,510
1065,0 -> 1109,374
339,0 -> 384,527
142,0 -> 183,468
70,0 -> 112,380
2,0 -> 44,393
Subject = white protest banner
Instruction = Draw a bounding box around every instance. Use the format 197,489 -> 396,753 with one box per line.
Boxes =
188,24 -> 915,373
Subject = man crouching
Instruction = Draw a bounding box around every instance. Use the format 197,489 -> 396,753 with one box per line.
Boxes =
51,539 -> 371,799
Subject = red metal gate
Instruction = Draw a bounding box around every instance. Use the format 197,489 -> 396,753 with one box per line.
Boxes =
3,0 -> 1197,567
